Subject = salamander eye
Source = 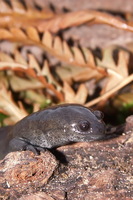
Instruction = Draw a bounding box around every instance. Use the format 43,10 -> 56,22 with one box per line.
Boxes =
93,110 -> 104,120
78,120 -> 90,132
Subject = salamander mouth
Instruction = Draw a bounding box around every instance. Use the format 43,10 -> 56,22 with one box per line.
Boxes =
89,134 -> 105,140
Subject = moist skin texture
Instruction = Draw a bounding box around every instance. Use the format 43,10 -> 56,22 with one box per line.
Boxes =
0,104 -> 106,159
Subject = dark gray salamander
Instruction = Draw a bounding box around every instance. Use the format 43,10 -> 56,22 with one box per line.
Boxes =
0,104 -> 106,159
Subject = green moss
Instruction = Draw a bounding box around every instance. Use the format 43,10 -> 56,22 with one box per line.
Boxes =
0,113 -> 8,127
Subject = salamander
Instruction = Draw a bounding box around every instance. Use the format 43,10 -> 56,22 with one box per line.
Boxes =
0,104 -> 106,159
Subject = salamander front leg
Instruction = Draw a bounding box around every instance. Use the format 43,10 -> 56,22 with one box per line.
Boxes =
8,137 -> 45,155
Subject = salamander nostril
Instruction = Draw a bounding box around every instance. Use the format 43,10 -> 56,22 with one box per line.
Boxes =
95,123 -> 106,134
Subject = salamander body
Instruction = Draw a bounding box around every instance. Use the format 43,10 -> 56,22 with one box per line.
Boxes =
0,104 -> 106,159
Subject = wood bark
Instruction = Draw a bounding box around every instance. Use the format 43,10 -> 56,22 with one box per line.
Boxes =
0,116 -> 133,199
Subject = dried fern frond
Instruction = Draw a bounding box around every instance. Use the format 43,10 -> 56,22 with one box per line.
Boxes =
97,47 -> 129,93
0,0 -> 54,18
36,10 -> 133,33
0,0 -> 133,33
0,27 -> 106,74
85,74 -> 133,107
63,81 -> 88,104
56,65 -> 103,84
85,47 -> 133,107
0,50 -> 63,101
0,85 -> 28,123
0,0 -> 55,33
